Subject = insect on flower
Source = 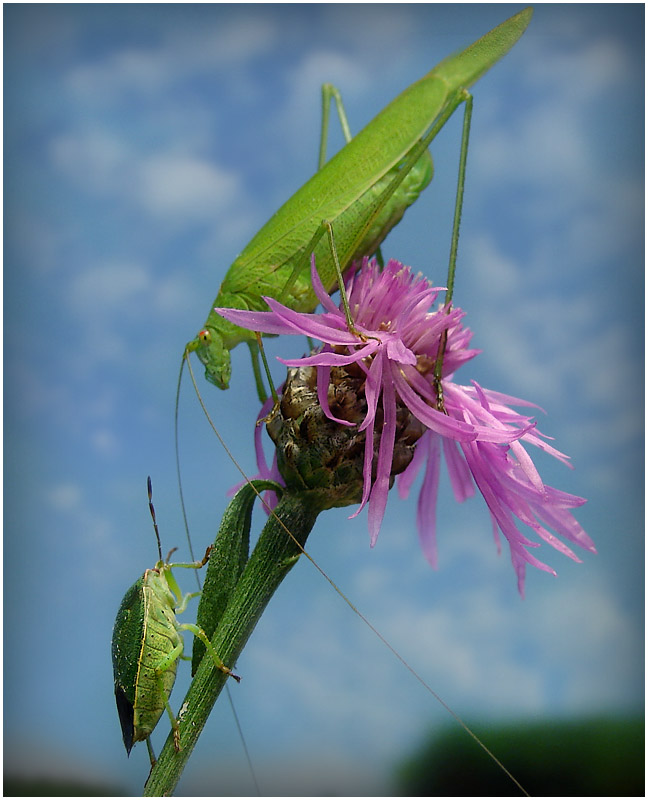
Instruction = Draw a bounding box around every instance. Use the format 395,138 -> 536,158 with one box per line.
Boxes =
186,8 -> 534,395
215,257 -> 596,595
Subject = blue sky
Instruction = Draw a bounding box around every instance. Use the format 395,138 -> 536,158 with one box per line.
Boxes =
4,3 -> 643,795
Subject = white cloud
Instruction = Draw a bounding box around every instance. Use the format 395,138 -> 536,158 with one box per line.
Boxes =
531,579 -> 642,710
65,16 -> 278,100
49,130 -> 130,194
320,4 -> 418,56
69,261 -> 151,310
42,481 -> 123,580
61,258 -> 198,380
51,130 -> 243,223
287,49 -> 368,121
66,258 -> 197,332
244,552 -> 638,764
46,483 -> 83,511
464,231 -> 640,428
475,104 -> 590,192
135,153 -> 241,220
471,30 -> 641,277
90,428 -> 121,457
524,35 -> 630,102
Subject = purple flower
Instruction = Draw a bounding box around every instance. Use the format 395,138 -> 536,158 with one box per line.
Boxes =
216,257 -> 595,595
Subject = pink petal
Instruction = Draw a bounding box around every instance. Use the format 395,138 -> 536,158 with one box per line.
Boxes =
442,437 -> 475,502
358,351 -> 384,433
279,340 -> 379,368
215,306 -> 295,335
392,369 -> 478,442
368,374 -> 397,546
417,434 -> 441,569
310,254 -> 340,314
397,431 -> 428,499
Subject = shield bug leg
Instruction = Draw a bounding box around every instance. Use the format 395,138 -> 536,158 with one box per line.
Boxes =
112,479 -> 238,761
180,622 -> 241,683
145,737 -> 157,769
152,641 -> 186,751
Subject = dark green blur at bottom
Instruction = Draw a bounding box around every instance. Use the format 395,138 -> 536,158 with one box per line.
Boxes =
397,715 -> 644,796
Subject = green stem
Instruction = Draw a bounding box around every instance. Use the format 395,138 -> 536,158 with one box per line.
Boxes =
143,491 -> 320,796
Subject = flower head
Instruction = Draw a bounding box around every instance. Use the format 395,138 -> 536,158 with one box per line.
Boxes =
216,257 -> 595,595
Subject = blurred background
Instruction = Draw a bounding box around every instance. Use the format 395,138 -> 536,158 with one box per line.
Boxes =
4,3 -> 643,796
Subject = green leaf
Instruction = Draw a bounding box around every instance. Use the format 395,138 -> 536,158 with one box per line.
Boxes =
191,480 -> 282,673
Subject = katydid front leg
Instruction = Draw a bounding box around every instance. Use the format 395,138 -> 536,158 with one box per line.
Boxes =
248,83 -> 359,402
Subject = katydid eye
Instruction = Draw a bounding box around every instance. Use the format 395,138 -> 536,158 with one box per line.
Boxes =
199,329 -> 211,344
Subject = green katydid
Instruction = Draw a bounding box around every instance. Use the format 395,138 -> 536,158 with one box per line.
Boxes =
185,6 -> 533,395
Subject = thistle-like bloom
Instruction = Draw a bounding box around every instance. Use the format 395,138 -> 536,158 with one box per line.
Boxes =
216,257 -> 594,595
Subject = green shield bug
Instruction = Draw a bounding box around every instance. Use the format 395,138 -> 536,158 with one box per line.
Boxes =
112,477 -> 240,765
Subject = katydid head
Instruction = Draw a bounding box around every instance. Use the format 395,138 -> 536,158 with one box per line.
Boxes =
188,326 -> 232,390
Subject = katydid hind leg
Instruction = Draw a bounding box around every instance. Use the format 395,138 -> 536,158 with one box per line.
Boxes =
271,85 -> 353,357
279,84 -> 374,322
434,92 -> 474,410
319,83 -> 386,267
319,83 -> 353,169
444,93 -> 473,309
277,220 -> 329,304
279,83 -> 395,324
343,88 -> 466,282
282,91 -> 467,316
275,218 -> 363,341
323,220 -> 365,338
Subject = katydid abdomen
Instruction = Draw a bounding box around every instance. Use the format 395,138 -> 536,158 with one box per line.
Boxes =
191,150 -> 433,389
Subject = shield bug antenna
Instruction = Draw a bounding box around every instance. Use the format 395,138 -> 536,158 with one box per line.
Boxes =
147,475 -> 163,563
111,477 -> 240,766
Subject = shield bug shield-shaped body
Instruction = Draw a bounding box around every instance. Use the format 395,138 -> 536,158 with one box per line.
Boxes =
112,478 -> 240,765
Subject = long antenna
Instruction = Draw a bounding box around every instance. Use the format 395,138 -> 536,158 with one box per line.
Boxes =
175,353 -> 201,591
183,352 -> 529,797
175,352 -> 262,794
147,475 -> 163,563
